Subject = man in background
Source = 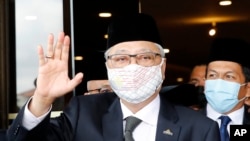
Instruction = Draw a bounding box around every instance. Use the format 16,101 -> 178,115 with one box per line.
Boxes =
204,38 -> 250,141
189,64 -> 206,87
188,64 -> 207,110
160,64 -> 207,110
84,79 -> 113,95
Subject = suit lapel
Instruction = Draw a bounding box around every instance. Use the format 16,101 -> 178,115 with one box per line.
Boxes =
156,96 -> 181,141
102,98 -> 124,141
102,94 -> 185,141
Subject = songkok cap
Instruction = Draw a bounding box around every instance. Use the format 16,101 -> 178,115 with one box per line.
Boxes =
106,13 -> 163,49
207,37 -> 250,69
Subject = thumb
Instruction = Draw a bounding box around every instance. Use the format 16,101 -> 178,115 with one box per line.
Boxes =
67,72 -> 84,90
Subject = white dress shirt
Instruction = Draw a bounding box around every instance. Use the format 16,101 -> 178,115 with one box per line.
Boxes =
121,94 -> 160,141
22,97 -> 51,130
206,103 -> 244,135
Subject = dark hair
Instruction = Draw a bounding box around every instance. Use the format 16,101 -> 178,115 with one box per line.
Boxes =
33,78 -> 37,87
242,66 -> 250,83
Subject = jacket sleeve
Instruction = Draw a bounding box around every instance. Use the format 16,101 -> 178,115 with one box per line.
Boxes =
7,97 -> 80,141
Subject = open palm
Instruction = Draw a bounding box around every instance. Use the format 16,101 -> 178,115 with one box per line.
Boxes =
30,32 -> 83,116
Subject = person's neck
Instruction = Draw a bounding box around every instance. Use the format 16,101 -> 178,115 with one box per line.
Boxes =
121,93 -> 158,114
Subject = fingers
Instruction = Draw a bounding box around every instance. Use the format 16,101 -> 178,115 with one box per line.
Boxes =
38,33 -> 54,66
46,32 -> 70,61
42,32 -> 70,60
61,35 -> 70,62
38,32 -> 70,66
54,32 -> 65,60
46,33 -> 55,58
37,32 -> 70,65
38,45 -> 45,66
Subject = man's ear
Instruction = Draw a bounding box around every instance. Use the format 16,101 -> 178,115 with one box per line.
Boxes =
244,82 -> 250,105
161,58 -> 167,80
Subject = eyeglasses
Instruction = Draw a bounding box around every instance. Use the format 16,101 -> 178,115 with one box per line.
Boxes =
86,86 -> 113,95
107,52 -> 161,68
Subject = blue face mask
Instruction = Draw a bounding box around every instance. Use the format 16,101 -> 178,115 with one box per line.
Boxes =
205,79 -> 246,114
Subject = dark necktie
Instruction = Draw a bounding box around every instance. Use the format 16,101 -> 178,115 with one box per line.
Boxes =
124,116 -> 142,141
219,116 -> 231,141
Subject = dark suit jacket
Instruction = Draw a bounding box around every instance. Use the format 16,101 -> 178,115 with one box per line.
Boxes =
7,93 -> 220,141
0,129 -> 7,141
243,105 -> 250,125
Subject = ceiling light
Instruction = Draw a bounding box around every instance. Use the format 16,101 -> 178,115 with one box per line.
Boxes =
219,0 -> 232,6
176,77 -> 183,82
104,34 -> 108,39
99,12 -> 112,18
208,22 -> 217,36
209,28 -> 216,36
163,48 -> 170,53
75,56 -> 83,61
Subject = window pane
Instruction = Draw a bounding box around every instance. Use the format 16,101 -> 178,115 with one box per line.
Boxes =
15,0 -> 63,109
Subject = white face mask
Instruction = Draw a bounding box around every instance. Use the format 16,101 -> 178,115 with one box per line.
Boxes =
107,59 -> 164,104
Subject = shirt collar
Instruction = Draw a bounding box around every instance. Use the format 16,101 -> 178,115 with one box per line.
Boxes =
206,103 -> 244,125
121,94 -> 160,126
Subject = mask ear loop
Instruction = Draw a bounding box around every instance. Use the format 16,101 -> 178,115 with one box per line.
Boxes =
242,82 -> 250,101
244,96 -> 250,103
241,83 -> 248,87
238,95 -> 249,102
239,83 -> 249,102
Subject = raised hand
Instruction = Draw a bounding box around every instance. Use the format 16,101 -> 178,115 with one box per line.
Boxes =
29,32 -> 83,116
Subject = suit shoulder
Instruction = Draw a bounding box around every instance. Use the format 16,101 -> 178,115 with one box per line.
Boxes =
174,105 -> 214,123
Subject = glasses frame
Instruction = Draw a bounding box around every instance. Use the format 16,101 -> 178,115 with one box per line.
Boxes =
88,87 -> 113,94
107,52 -> 162,68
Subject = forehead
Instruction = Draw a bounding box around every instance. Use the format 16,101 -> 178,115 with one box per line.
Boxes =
207,61 -> 243,74
108,41 -> 159,54
87,80 -> 109,90
191,66 -> 206,76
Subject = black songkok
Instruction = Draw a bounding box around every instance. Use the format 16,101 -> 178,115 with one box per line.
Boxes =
207,38 -> 250,68
106,13 -> 163,49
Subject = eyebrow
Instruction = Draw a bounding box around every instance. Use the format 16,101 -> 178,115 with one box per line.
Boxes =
113,48 -> 153,54
208,69 -> 235,73
207,69 -> 216,73
88,89 -> 101,93
190,78 -> 199,81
